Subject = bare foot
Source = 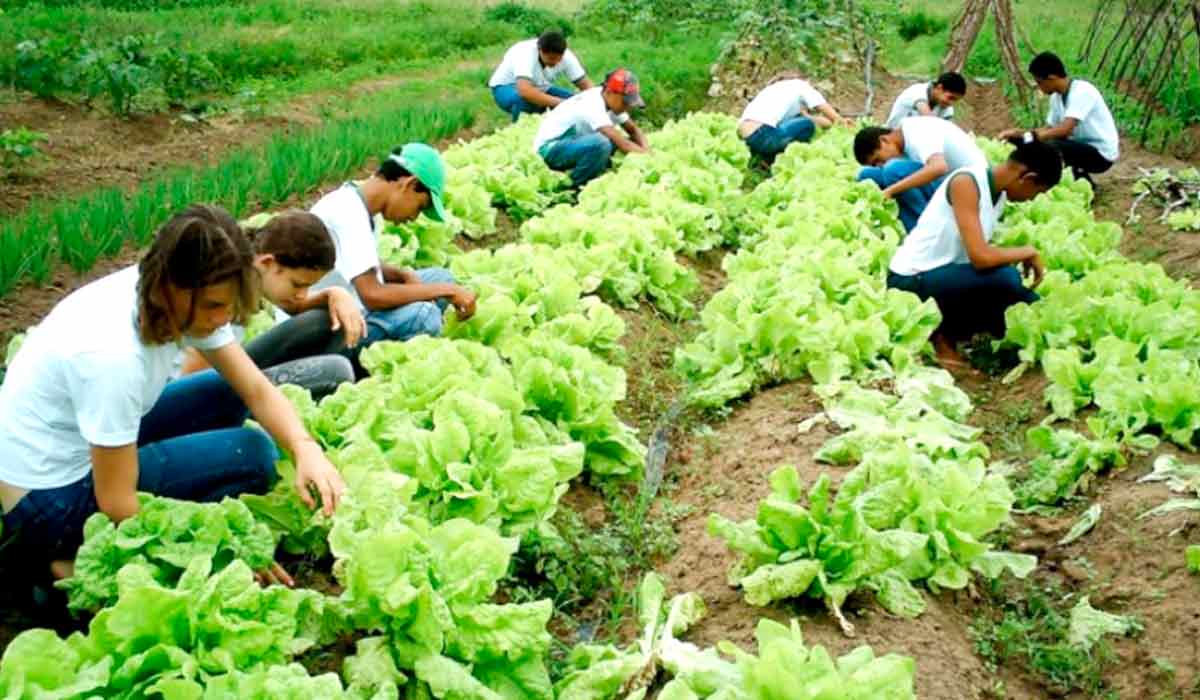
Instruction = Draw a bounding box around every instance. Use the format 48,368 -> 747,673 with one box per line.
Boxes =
50,560 -> 75,580
932,333 -> 971,371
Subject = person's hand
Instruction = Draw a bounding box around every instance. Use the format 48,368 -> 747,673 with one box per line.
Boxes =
880,186 -> 896,200
326,287 -> 366,348
838,116 -> 855,128
449,286 -> 477,320
293,441 -> 345,517
1022,251 -> 1046,288
255,562 -> 295,588
998,128 -> 1022,142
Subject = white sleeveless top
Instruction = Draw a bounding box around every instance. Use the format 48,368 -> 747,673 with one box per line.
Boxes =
889,165 -> 1006,276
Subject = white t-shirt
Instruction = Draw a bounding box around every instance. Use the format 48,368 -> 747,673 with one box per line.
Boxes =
308,184 -> 382,313
890,165 -> 1007,276
170,325 -> 246,379
899,116 -> 986,172
739,80 -> 827,127
488,39 -> 586,89
0,266 -> 235,490
533,87 -> 630,152
886,82 -> 955,128
1047,79 -> 1119,163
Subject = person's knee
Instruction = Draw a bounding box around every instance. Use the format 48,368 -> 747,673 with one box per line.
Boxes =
583,134 -> 613,159
237,429 -> 279,493
326,355 -> 355,385
411,302 -> 444,338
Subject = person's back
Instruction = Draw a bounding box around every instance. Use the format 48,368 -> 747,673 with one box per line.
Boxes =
890,163 -> 1004,276
898,116 -> 985,173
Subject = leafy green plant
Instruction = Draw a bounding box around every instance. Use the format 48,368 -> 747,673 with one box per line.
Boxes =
0,127 -> 48,173
484,2 -> 574,37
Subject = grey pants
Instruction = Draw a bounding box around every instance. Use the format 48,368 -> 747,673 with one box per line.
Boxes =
245,309 -> 355,399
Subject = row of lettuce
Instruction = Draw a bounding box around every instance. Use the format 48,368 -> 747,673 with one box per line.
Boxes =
0,116 -> 918,698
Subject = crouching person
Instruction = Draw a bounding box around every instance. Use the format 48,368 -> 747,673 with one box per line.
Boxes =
293,143 -> 476,376
737,77 -> 852,163
533,68 -> 649,189
0,205 -> 346,593
886,141 -> 1063,370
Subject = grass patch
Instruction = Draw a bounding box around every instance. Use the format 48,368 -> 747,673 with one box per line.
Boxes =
972,579 -> 1121,697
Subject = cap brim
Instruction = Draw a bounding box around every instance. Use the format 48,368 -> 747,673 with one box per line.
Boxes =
425,190 -> 447,223
626,94 -> 645,108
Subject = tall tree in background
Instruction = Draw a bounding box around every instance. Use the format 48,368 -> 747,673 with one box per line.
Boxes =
942,0 -> 1032,103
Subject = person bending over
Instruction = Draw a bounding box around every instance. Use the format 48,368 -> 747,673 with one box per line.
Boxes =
533,68 -> 648,189
489,31 -> 593,122
280,143 -> 477,378
999,51 -> 1118,184
854,116 -> 988,232
178,211 -> 360,400
885,72 -> 966,128
886,141 -> 1063,370
0,205 -> 345,591
737,77 -> 852,163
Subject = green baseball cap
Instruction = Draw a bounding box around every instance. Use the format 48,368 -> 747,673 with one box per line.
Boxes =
390,143 -> 447,222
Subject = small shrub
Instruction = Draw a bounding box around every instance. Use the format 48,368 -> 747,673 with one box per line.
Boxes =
0,127 -> 49,174
484,2 -> 574,37
897,9 -> 947,41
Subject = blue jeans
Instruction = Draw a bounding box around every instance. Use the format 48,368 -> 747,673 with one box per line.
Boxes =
492,84 -> 573,122
363,267 -> 455,345
744,117 -> 816,162
541,133 -> 615,188
887,263 -> 1038,343
857,158 -> 943,233
1,370 -> 277,568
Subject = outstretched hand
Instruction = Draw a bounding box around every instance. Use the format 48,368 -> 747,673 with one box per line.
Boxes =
293,441 -> 345,517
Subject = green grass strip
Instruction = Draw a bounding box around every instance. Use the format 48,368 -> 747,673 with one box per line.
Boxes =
0,99 -> 476,297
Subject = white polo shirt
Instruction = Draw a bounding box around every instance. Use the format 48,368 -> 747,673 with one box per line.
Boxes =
1047,79 -> 1119,163
533,87 -> 629,152
899,116 -> 987,172
488,39 -> 586,89
0,266 -> 235,490
886,82 -> 955,128
739,79 -> 827,128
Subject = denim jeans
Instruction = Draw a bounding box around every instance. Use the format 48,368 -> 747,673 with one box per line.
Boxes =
1,369 -> 278,568
744,117 -> 816,162
857,157 -> 943,233
541,133 -> 615,188
492,84 -> 573,122
887,263 -> 1038,342
362,267 -> 454,345
243,312 -> 354,399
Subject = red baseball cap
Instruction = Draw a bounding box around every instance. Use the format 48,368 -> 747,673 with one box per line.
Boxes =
604,68 -> 645,108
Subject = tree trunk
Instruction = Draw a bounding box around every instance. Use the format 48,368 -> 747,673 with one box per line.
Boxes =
1095,1 -> 1135,73
993,0 -> 1032,103
942,0 -> 991,73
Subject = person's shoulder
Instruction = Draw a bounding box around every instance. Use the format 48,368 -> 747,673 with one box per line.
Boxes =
311,186 -> 361,225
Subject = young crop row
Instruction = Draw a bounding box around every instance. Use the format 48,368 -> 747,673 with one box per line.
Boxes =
672,132 -> 1035,632
0,99 -> 475,298
0,114 -> 917,698
992,166 -> 1200,505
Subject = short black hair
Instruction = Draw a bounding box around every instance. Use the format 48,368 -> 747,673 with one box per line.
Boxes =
1028,52 -> 1067,80
537,31 -> 567,55
377,149 -> 428,193
1009,140 -> 1063,187
935,71 -> 967,95
852,126 -> 891,165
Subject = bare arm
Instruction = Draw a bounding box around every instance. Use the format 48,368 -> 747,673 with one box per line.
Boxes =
816,102 -> 854,127
882,154 -> 950,198
381,263 -> 420,284
574,76 -> 594,90
515,77 -> 564,109
599,124 -> 647,154
354,268 -> 476,320
203,343 -> 345,515
621,120 -> 649,149
949,174 -> 1040,273
91,444 -> 140,523
180,347 -> 209,376
999,117 -> 1077,142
